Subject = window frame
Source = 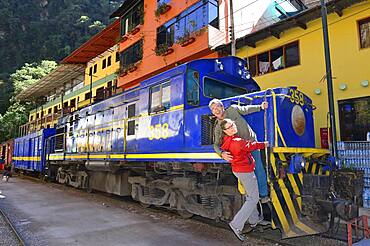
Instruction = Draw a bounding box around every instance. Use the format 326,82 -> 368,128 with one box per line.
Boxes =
358,17 -> 370,49
149,81 -> 171,113
156,0 -> 219,49
246,41 -> 300,77
120,0 -> 144,36
120,40 -> 143,69
202,76 -> 248,99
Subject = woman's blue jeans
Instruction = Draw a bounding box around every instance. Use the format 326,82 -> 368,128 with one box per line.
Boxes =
252,150 -> 268,197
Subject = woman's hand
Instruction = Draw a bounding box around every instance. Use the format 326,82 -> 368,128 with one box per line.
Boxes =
221,151 -> 233,161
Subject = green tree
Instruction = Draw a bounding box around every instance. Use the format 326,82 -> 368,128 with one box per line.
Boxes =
11,60 -> 57,94
0,101 -> 29,141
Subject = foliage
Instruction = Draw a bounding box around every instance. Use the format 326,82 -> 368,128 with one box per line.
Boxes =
155,2 -> 169,18
0,0 -> 121,114
11,60 -> 57,94
0,101 -> 29,141
155,43 -> 171,56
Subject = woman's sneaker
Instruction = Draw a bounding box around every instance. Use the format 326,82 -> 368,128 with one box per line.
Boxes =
260,196 -> 270,203
228,223 -> 245,241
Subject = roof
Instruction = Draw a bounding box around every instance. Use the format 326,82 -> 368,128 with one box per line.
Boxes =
61,18 -> 120,64
16,19 -> 121,101
16,64 -> 85,101
216,0 -> 365,52
110,0 -> 140,18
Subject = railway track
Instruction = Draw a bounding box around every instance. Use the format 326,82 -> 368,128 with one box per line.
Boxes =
0,206 -> 25,246
17,174 -> 345,246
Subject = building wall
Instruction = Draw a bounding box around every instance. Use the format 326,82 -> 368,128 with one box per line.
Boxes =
84,45 -> 119,85
237,2 -> 370,147
28,46 -> 120,129
116,0 -> 219,89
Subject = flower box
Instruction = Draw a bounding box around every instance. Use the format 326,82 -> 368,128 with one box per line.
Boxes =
179,37 -> 195,47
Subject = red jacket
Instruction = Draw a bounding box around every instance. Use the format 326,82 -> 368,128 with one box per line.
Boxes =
221,135 -> 266,173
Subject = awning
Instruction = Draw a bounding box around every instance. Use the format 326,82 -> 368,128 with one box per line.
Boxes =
61,18 -> 120,64
16,64 -> 85,101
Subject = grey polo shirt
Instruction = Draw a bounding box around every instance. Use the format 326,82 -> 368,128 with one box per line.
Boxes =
213,104 -> 261,155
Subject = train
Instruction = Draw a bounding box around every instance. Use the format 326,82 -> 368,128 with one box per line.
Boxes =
0,139 -> 14,169
12,56 -> 359,239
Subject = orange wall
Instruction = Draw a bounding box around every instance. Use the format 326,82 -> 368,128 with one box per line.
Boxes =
117,0 -> 219,89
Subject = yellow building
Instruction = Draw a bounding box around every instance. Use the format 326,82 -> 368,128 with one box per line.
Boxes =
17,20 -> 121,134
232,0 -> 370,147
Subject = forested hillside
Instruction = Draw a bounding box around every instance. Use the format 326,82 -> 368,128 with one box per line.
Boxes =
0,0 -> 122,113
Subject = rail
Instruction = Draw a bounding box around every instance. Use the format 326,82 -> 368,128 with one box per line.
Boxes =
0,207 -> 25,245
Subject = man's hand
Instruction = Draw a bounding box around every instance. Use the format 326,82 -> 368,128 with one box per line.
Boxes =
264,141 -> 269,148
221,151 -> 233,162
261,101 -> 268,110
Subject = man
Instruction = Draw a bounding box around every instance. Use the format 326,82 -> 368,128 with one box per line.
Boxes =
209,98 -> 269,202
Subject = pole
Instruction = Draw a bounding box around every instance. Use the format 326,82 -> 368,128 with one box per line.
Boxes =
89,70 -> 93,105
320,0 -> 338,158
230,0 -> 236,56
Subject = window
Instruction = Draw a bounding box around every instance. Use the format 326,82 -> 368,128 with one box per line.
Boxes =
186,69 -> 200,106
93,64 -> 97,74
339,96 -> 370,141
48,108 -> 52,114
247,41 -> 299,76
156,1 -> 219,48
127,104 -> 136,136
30,115 -> 34,121
128,104 -> 136,118
247,56 -> 257,77
70,98 -> 76,108
107,56 -> 112,66
85,92 -> 91,100
358,17 -> 370,49
54,105 -> 58,113
89,67 -> 93,76
150,81 -> 171,112
285,42 -> 299,67
120,40 -> 143,69
120,0 -> 144,36
209,0 -> 219,29
204,78 -> 247,99
115,52 -> 120,62
102,59 -> 107,69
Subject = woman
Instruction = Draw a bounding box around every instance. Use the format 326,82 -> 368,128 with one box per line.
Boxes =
220,118 -> 268,241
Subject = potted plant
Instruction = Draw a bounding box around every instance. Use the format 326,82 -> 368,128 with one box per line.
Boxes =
176,31 -> 195,47
155,43 -> 174,56
155,2 -> 171,18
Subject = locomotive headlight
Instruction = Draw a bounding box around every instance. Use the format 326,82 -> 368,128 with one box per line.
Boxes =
238,69 -> 242,76
291,105 -> 306,136
288,154 -> 306,174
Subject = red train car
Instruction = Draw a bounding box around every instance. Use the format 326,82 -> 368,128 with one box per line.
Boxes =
0,139 -> 14,169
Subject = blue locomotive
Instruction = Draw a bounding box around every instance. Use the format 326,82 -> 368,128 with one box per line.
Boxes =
13,56 -> 357,239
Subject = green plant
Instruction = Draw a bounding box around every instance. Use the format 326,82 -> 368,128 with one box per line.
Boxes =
155,2 -> 169,18
176,31 -> 191,45
155,43 -> 171,56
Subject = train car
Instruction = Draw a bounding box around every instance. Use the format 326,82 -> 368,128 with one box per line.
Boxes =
13,128 -> 55,173
16,56 -> 358,239
0,139 -> 14,169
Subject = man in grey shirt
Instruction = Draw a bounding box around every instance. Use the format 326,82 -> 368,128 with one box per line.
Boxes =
209,98 -> 269,200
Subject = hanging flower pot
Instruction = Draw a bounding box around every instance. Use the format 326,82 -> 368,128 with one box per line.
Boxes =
121,36 -> 128,42
155,3 -> 171,18
155,43 -> 174,56
128,65 -> 137,72
179,37 -> 195,47
130,26 -> 140,35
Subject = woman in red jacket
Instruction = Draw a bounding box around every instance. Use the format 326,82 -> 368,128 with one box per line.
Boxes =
220,118 -> 268,241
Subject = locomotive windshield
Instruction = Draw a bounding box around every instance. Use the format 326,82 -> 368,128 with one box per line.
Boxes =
203,77 -> 247,99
